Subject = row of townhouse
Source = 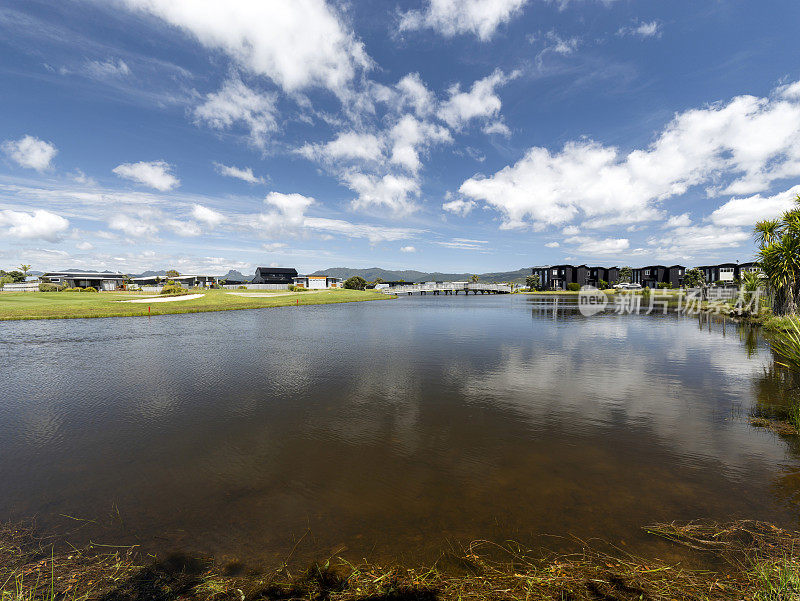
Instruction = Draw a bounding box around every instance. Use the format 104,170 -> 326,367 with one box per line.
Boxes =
532,265 -> 621,290
36,267 -> 343,291
532,262 -> 761,290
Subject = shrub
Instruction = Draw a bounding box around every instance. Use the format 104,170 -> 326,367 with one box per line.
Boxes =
343,276 -> 367,290
566,282 -> 581,292
682,268 -> 705,288
39,283 -> 63,292
237,285 -> 248,290
598,279 -> 608,290
657,282 -> 672,289
160,284 -> 187,295
81,286 -> 97,292
64,287 -> 82,292
289,285 -> 308,292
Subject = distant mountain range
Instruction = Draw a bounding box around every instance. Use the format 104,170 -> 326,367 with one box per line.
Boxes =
34,266 -> 531,284
217,270 -> 251,282
131,269 -> 252,281
309,267 -> 532,283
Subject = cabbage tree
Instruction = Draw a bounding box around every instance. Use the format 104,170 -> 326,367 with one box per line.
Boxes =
755,197 -> 800,315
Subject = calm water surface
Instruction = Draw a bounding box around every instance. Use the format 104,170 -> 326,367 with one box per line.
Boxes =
1,294 -> 799,566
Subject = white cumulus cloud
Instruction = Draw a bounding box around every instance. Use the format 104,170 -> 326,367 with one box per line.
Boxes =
2,135 -> 58,171
299,131 -> 384,163
710,184 -> 800,227
442,198 -> 477,216
120,0 -> 370,96
194,76 -> 277,149
112,160 -> 180,191
0,208 -> 69,242
191,204 -> 225,227
460,79 -> 800,230
438,69 -> 517,130
213,162 -> 266,184
564,235 -> 629,255
345,172 -> 420,214
398,0 -> 529,41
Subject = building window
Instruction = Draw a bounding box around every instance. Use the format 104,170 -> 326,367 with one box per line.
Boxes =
720,267 -> 734,273
552,269 -> 558,275
644,269 -> 650,276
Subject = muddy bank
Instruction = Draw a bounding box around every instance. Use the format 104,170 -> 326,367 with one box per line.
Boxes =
2,520 -> 798,601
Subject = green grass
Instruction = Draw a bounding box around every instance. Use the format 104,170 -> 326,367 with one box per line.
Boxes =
0,289 -> 391,321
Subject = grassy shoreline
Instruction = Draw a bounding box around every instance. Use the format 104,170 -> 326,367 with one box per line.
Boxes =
0,289 -> 392,321
2,520 -> 798,601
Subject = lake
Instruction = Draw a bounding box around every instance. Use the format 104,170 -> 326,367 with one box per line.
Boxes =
1,294 -> 798,567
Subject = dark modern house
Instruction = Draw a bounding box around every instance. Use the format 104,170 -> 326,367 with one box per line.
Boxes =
631,265 -> 685,288
531,265 -> 588,290
587,266 -> 620,287
532,265 -> 624,289
696,263 -> 739,285
739,262 -> 762,277
693,262 -> 762,285
251,267 -> 298,284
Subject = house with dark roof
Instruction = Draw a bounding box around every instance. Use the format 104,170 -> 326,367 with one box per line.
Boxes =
696,263 -> 738,285
41,271 -> 126,291
631,265 -> 685,288
251,267 -> 298,284
587,266 -> 620,287
739,262 -> 762,277
531,265 -> 588,290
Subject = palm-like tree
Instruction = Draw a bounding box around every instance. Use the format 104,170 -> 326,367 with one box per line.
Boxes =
755,197 -> 800,315
755,218 -> 780,247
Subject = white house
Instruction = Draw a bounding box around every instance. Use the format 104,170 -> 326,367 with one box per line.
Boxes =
131,274 -> 218,288
292,275 -> 342,289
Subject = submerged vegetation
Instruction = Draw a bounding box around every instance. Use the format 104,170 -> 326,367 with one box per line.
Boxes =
2,520 -> 800,601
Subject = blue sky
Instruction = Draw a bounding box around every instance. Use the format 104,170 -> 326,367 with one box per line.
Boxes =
1,0 -> 800,275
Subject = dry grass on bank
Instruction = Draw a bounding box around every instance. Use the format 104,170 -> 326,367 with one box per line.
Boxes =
2,520 -> 800,601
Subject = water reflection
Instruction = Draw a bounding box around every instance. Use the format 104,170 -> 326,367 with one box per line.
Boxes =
0,295 -> 798,566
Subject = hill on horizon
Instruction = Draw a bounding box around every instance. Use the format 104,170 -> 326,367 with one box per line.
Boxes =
310,267 -> 532,283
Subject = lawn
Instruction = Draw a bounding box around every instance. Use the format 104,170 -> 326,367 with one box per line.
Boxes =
0,288 -> 391,321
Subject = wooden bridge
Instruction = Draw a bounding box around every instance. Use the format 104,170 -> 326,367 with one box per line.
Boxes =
381,282 -> 512,295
